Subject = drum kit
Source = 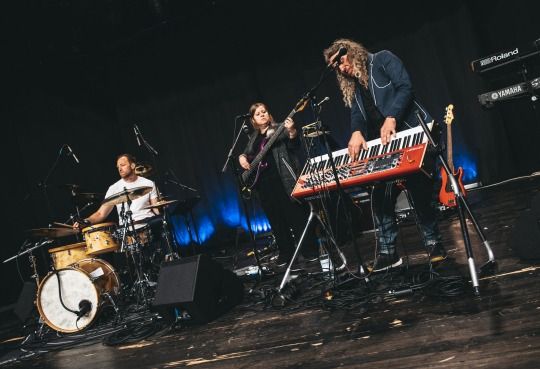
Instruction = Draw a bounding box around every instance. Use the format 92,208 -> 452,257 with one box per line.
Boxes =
4,185 -> 181,334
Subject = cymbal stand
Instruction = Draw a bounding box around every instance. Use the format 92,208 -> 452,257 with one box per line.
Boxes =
159,212 -> 178,261
118,195 -> 151,305
152,186 -> 180,260
134,124 -> 179,261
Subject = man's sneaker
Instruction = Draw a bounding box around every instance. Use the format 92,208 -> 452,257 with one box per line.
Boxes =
369,253 -> 403,272
429,244 -> 447,263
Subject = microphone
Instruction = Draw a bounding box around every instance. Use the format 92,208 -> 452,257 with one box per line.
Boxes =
236,113 -> 251,119
134,124 -> 142,146
241,123 -> 251,135
77,299 -> 92,317
65,145 -> 80,164
316,96 -> 330,107
329,47 -> 347,68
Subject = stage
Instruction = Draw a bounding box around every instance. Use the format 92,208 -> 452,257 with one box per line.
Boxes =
1,175 -> 539,369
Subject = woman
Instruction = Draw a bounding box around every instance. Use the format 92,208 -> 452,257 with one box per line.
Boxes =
239,102 -> 313,266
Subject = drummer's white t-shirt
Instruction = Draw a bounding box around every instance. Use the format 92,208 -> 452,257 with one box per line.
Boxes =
104,176 -> 158,225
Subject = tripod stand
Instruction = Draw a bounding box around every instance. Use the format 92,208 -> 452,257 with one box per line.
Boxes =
274,63 -> 370,292
277,112 -> 369,293
278,200 -> 348,291
415,112 -> 495,295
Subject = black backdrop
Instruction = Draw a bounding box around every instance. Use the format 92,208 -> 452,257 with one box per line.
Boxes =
1,0 -> 539,304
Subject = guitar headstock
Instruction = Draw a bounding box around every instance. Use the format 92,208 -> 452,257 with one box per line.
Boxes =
444,104 -> 454,125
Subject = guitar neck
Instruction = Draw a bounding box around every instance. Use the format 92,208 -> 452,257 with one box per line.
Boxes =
251,124 -> 285,165
446,123 -> 454,172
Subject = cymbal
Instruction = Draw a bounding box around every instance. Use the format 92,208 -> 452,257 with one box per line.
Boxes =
102,186 -> 153,206
135,163 -> 154,178
141,199 -> 178,210
25,227 -> 79,239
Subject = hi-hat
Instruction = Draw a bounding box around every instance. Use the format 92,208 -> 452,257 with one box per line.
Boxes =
102,186 -> 153,206
25,227 -> 79,239
141,199 -> 178,210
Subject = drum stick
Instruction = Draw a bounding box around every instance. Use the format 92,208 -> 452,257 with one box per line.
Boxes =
52,222 -> 73,228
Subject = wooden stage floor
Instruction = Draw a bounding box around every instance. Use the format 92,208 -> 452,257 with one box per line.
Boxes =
1,176 -> 540,368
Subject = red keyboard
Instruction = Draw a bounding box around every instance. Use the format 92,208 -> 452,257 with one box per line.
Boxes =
291,123 -> 435,198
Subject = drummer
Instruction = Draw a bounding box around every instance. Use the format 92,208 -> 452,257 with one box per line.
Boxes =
74,153 -> 159,229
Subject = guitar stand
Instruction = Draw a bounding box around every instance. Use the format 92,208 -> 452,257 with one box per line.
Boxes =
415,112 -> 495,295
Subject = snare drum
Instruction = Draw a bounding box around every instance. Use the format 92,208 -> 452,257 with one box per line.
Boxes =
36,258 -> 120,333
82,222 -> 119,255
48,242 -> 88,269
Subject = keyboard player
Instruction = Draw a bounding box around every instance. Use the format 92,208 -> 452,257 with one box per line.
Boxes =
323,39 -> 446,271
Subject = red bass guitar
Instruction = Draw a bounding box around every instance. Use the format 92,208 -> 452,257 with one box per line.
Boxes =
439,104 -> 466,207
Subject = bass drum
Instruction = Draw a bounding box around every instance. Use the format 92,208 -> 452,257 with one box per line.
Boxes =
36,258 -> 120,333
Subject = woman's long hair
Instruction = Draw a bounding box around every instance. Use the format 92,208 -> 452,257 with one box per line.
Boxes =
323,39 -> 369,108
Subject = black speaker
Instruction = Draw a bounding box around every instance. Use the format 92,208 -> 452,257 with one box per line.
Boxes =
509,193 -> 540,260
153,254 -> 243,323
14,282 -> 37,322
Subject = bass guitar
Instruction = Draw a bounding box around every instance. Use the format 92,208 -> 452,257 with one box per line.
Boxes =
439,104 -> 466,207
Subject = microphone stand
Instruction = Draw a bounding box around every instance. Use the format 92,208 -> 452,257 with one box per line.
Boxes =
309,98 -> 367,278
222,117 -> 250,173
135,125 -> 179,260
276,66 -> 370,296
414,112 -> 495,296
23,145 -> 71,222
221,116 -> 266,282
164,169 -> 201,254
